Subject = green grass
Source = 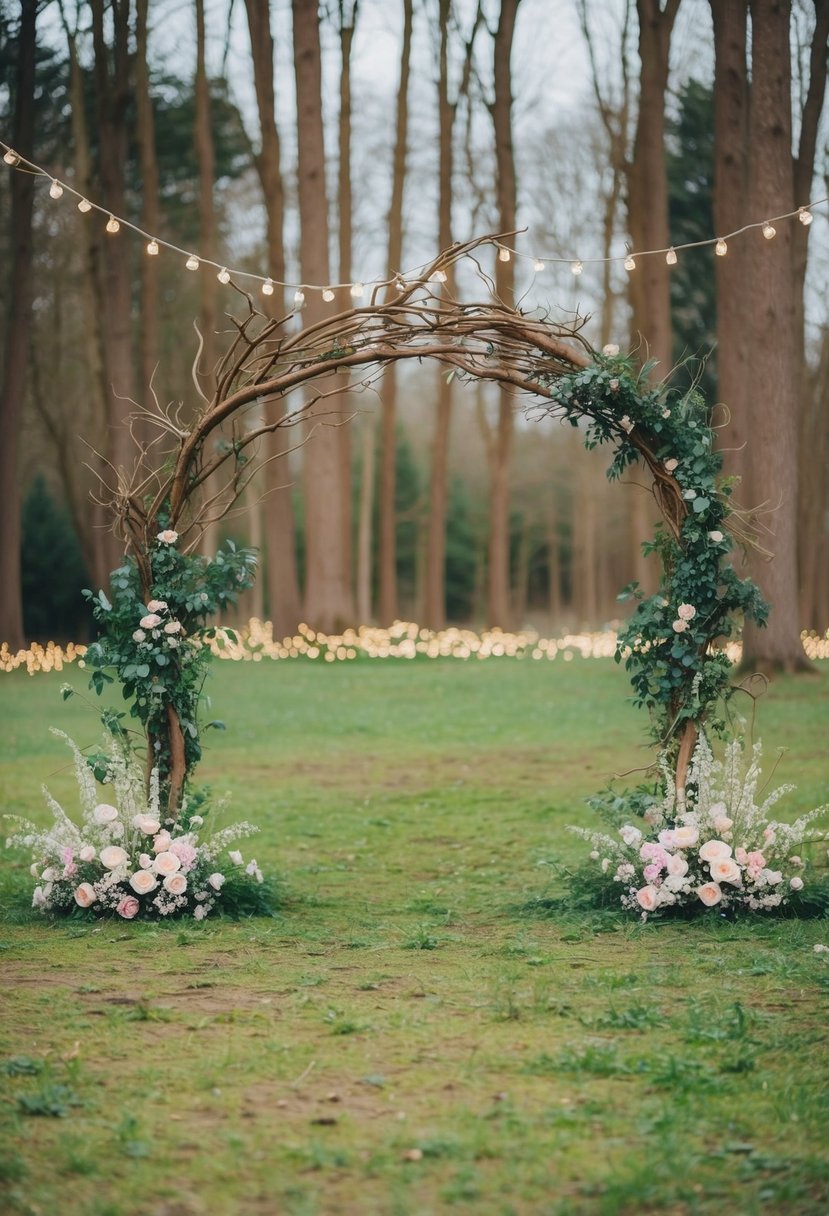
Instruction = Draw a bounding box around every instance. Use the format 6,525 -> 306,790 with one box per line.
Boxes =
0,657 -> 827,1216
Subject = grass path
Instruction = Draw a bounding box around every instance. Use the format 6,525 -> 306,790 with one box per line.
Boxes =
0,659 -> 827,1215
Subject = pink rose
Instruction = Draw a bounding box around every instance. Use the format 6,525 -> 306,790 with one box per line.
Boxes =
790,876 -> 804,891
667,853 -> 689,877
735,846 -> 748,864
154,851 -> 181,876
62,861 -> 78,879
140,613 -> 162,629
677,604 -> 696,621
643,863 -> 662,883
163,873 -> 188,896
129,870 -> 158,895
713,816 -> 733,834
672,825 -> 699,848
79,845 -> 96,862
93,803 -> 119,824
99,845 -> 128,870
133,814 -> 161,835
746,850 -> 766,870
157,530 -> 178,544
152,831 -> 172,854
657,829 -> 676,849
672,619 -> 688,633
139,853 -> 153,869
709,857 -> 742,885
697,882 -> 723,907
699,839 -> 732,863
146,599 -> 167,612
708,530 -> 724,543
163,620 -> 182,635
636,885 -> 659,912
116,895 -> 140,919
170,840 -> 197,872
74,882 -> 97,908
664,458 -> 678,472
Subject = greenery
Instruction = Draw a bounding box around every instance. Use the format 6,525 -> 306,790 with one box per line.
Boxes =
1,659 -> 827,1214
21,478 -> 91,643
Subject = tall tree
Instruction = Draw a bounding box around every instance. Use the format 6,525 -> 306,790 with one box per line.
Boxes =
292,0 -> 353,629
136,0 -> 160,410
378,0 -> 413,625
0,0 -> 37,650
337,0 -> 358,607
244,0 -> 302,635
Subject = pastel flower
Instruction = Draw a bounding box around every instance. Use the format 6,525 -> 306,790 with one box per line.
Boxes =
683,489 -> 697,500
93,803 -> 119,824
169,840 -> 197,872
602,343 -> 620,356
697,882 -> 723,907
713,816 -> 733,835
763,869 -> 783,886
79,844 -> 96,862
163,872 -> 188,896
658,829 -> 676,849
208,872 -> 225,891
29,862 -> 40,878
74,882 -> 97,908
709,857 -> 742,885
140,613 -> 162,629
41,867 -> 58,882
116,895 -> 141,919
664,458 -> 679,472
619,824 -> 642,848
643,863 -> 662,883
132,629 -> 146,643
152,831 -> 172,854
99,845 -> 128,870
667,853 -> 689,877
163,620 -> 182,635
763,827 -> 776,843
619,413 -> 633,432
735,847 -> 748,864
62,861 -> 78,879
672,825 -> 699,848
193,904 -> 208,921
616,863 -> 635,880
746,850 -> 766,870
189,816 -> 204,827
157,530 -> 178,544
600,858 -> 611,873
138,853 -> 154,870
146,599 -> 167,612
789,856 -> 804,868
790,876 -> 804,891
708,530 -> 724,543
32,886 -> 47,909
228,850 -> 243,866
677,604 -> 696,621
154,851 -> 182,876
699,839 -> 732,863
129,870 -> 158,895
672,618 -> 689,633
133,814 -> 161,835
636,885 -> 659,912
610,379 -> 621,393
662,408 -> 671,418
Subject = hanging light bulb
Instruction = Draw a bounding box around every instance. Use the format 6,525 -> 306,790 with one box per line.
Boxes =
533,258 -> 545,272
715,238 -> 728,257
217,267 -> 230,284
293,288 -> 306,309
3,148 -> 19,165
106,215 -> 120,234
762,221 -> 776,240
350,282 -> 365,300
624,254 -> 636,271
185,254 -> 200,270
666,247 -> 677,266
798,207 -> 813,226
322,288 -> 336,302
498,248 -> 511,263
261,278 -> 275,296
146,239 -> 159,256
49,179 -> 63,199
77,198 -> 92,213
570,260 -> 583,276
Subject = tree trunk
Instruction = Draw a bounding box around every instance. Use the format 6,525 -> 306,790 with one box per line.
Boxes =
292,0 -> 353,630
741,0 -> 811,672
337,4 -> 358,599
136,0 -> 160,414
245,0 -> 303,635
356,415 -> 375,623
0,0 -> 37,651
378,0 -> 413,626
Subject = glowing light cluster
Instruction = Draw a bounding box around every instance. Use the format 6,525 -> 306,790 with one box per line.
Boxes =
0,640 -> 87,675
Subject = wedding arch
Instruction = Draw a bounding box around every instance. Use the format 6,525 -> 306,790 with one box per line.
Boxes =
86,233 -> 766,814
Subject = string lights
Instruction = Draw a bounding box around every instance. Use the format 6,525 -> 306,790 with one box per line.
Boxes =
1,136 -> 826,305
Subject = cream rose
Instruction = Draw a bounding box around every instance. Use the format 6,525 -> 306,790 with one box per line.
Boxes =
708,530 -> 724,543
207,872 -> 225,891
152,831 -> 172,854
228,850 -> 243,865
163,872 -> 188,896
672,825 -> 699,848
146,599 -> 167,612
667,853 -> 689,877
602,343 -> 620,356
697,882 -> 723,907
79,844 -> 96,862
93,803 -> 119,824
32,886 -> 47,909
132,629 -> 146,643
139,853 -> 154,869
699,839 -> 732,863
672,619 -> 689,633
790,876 -> 804,891
664,458 -> 679,472
99,845 -> 128,870
154,850 -> 181,876
713,815 -> 733,835
133,814 -> 161,835
677,603 -> 696,621
157,530 -> 178,544
636,885 -> 659,912
129,870 -> 158,895
709,857 -> 742,885
163,620 -> 182,635
620,824 -> 642,847
74,882 -> 97,907
139,613 -> 162,629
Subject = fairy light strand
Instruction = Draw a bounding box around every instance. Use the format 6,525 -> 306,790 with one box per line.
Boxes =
2,136 -> 827,298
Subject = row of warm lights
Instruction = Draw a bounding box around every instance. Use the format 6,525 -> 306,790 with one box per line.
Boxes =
3,625 -> 828,674
2,141 -> 823,301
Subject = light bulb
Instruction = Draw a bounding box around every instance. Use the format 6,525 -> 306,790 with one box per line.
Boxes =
77,198 -> 92,213
350,282 -> 365,299
431,269 -> 447,283
185,254 -> 200,270
798,207 -> 813,226
570,260 -> 583,276
666,247 -> 677,265
3,149 -> 19,165
146,239 -> 159,256
498,248 -> 511,263
322,288 -> 336,302
217,267 -> 230,284
106,215 -> 120,234
715,238 -> 727,257
762,221 -> 776,240
533,258 -> 545,272
293,288 -> 306,308
624,254 -> 636,272
49,179 -> 63,199
261,278 -> 274,296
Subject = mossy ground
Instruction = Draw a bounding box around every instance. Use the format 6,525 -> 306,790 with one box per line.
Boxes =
0,657 -> 827,1216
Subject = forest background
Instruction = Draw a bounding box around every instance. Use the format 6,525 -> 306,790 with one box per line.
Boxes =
0,0 -> 827,672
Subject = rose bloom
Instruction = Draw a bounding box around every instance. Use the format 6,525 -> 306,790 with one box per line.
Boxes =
170,840 -> 197,871
129,870 -> 158,895
41,867 -> 58,882
116,895 -> 141,919
32,886 -> 47,909
139,613 -> 162,629
713,816 -> 733,835
163,620 -> 182,635
672,825 -> 699,848
99,845 -> 128,870
746,850 -> 766,869
138,853 -> 154,870
157,529 -> 178,544
708,530 -> 724,543
228,850 -> 243,866
697,882 -> 723,907
672,619 -> 689,633
636,885 -> 659,912
208,872 -> 225,891
163,872 -> 188,896
699,839 -> 732,863
152,831 -> 172,854
194,904 -> 208,921
735,846 -> 748,864
620,824 -> 642,847
619,413 -> 633,432
74,882 -> 97,908
789,855 -> 804,868
709,857 -> 742,885
643,863 -> 662,883
93,803 -> 119,824
154,850 -> 182,876
790,876 -> 804,891
132,629 -> 146,643
602,343 -> 620,356
133,814 -> 161,835
664,458 -> 679,472
79,844 -> 96,862
667,853 -> 689,877
677,603 -> 696,621
146,599 -> 167,612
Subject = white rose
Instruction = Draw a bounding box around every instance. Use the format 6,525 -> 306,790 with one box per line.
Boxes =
74,882 -> 97,907
713,815 -> 733,835
133,814 -> 161,835
636,885 -> 659,912
163,872 -> 188,895
672,619 -> 689,633
662,873 -> 687,893
129,870 -> 158,895
619,414 -> 634,433
664,458 -> 679,472
140,613 -> 162,629
79,845 -> 96,862
667,853 -> 689,877
154,851 -> 182,876
790,876 -> 804,891
157,530 -> 179,544
132,629 -> 146,642
93,803 -> 119,824
709,857 -> 742,885
672,825 -> 699,848
99,846 -> 128,870
189,816 -> 204,828
41,867 -> 58,882
208,873 -> 225,891
152,831 -> 172,854
708,530 -> 724,543
763,869 -> 783,886
699,839 -> 732,863
619,825 -> 642,848
228,850 -> 243,866
139,853 -> 154,869
697,882 -> 723,907
163,620 -> 182,635
602,343 -> 620,357
146,599 -> 167,612
677,603 -> 696,621
32,886 -> 48,909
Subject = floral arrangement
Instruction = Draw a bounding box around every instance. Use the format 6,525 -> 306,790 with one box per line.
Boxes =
5,730 -> 269,921
569,734 -> 827,920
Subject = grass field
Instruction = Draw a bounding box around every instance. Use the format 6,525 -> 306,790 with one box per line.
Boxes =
1,657 -> 828,1216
